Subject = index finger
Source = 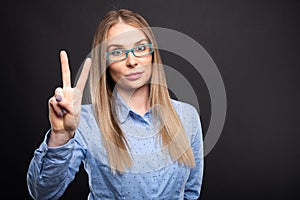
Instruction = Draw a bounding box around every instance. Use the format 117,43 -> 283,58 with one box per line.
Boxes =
60,50 -> 71,88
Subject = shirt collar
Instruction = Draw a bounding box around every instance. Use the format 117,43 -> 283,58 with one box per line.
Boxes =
114,92 -> 131,124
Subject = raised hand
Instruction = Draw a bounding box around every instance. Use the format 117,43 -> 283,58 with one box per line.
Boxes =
48,50 -> 91,147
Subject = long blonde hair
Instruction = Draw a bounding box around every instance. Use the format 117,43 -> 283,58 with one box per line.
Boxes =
89,9 -> 195,172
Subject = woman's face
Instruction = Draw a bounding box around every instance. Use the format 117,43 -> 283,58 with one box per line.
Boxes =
106,23 -> 153,91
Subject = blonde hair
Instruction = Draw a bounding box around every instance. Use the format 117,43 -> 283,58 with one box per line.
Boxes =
89,9 -> 195,172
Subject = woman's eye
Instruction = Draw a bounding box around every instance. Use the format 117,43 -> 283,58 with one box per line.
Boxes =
111,49 -> 124,56
135,45 -> 146,52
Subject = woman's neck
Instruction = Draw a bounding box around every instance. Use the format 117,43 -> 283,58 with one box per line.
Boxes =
117,85 -> 150,116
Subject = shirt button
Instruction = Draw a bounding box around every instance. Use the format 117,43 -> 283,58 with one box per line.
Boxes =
152,175 -> 157,181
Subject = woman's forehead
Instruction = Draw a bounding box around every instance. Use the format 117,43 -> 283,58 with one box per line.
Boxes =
107,23 -> 147,46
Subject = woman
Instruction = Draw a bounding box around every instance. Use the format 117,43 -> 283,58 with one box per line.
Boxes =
27,8 -> 204,200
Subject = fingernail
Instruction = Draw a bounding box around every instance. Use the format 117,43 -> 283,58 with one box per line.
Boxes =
56,95 -> 62,102
58,111 -> 63,117
62,109 -> 67,114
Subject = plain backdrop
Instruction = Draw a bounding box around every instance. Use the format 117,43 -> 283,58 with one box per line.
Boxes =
2,0 -> 300,199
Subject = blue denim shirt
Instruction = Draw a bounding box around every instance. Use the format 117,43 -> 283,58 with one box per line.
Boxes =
27,95 -> 204,200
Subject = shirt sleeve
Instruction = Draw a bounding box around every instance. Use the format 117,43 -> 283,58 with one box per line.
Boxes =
184,107 -> 204,200
26,129 -> 86,200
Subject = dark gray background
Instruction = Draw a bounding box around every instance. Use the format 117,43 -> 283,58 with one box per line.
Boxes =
2,0 -> 300,199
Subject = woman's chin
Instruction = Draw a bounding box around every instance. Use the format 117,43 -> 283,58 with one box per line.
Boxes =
117,81 -> 148,92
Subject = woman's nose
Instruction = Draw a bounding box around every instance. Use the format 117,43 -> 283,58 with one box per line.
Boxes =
126,52 -> 138,67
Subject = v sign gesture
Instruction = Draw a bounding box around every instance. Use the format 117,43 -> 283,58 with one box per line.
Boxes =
48,50 -> 91,147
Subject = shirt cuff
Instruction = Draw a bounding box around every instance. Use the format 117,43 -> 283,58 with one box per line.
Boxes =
36,129 -> 76,162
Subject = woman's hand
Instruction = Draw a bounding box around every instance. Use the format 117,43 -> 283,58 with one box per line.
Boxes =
48,50 -> 91,147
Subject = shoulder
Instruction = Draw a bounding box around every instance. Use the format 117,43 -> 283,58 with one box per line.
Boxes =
171,99 -> 202,139
171,99 -> 199,119
81,104 -> 94,118
80,104 -> 99,125
78,104 -> 99,132
77,104 -> 102,141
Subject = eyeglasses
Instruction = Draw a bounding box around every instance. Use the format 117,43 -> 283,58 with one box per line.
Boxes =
106,43 -> 153,62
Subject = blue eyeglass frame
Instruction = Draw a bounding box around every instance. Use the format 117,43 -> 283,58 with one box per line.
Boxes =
106,43 -> 154,62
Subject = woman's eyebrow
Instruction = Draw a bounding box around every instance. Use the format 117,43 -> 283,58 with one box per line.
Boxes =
107,39 -> 148,50
134,38 -> 148,45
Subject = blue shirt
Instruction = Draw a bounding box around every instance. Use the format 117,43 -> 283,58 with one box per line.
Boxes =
27,95 -> 204,200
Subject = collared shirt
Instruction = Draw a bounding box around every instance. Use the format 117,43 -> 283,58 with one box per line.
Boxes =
27,94 -> 204,200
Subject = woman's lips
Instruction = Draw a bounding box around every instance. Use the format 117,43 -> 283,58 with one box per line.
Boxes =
125,72 -> 143,80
